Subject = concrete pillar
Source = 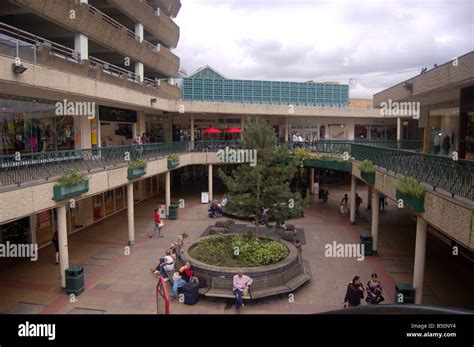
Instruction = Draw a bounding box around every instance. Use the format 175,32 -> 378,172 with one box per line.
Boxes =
397,117 -> 402,141
135,22 -> 144,42
309,168 -> 315,195
165,171 -> 171,216
190,114 -> 195,142
208,164 -> 213,202
367,184 -> 372,210
240,115 -> 245,140
371,189 -> 380,254
350,175 -> 356,224
56,205 -> 69,288
127,183 -> 135,245
74,34 -> 88,61
413,217 -> 428,304
285,116 -> 289,142
135,62 -> 144,83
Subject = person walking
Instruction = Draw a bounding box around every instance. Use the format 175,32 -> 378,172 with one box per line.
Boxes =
340,193 -> 349,216
52,231 -> 59,265
233,270 -> 253,314
149,208 -> 164,238
355,193 -> 363,219
344,275 -> 365,308
366,273 -> 384,304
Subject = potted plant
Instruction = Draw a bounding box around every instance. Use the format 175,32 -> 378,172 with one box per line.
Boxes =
395,176 -> 426,213
53,169 -> 89,201
127,159 -> 147,179
358,160 -> 376,184
167,154 -> 180,169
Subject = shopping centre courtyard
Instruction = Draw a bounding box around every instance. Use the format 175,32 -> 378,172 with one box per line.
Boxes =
0,184 -> 473,315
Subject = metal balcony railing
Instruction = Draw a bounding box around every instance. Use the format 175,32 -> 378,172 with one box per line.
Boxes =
0,140 -> 472,201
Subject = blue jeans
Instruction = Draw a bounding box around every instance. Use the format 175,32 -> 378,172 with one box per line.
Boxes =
172,278 -> 187,297
234,288 -> 250,309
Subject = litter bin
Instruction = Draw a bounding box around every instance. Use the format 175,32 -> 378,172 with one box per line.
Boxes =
359,230 -> 373,256
168,203 -> 179,220
394,283 -> 415,304
65,266 -> 84,296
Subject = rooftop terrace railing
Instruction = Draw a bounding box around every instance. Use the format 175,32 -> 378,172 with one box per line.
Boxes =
0,140 -> 472,201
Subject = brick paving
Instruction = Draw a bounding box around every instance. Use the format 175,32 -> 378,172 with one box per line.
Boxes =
0,184 -> 473,314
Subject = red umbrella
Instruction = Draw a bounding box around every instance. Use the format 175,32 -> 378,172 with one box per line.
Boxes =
224,128 -> 241,133
203,127 -> 222,133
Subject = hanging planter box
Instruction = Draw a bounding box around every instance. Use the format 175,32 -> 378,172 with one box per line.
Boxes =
361,172 -> 375,185
167,158 -> 180,169
304,159 -> 352,172
127,167 -> 146,179
395,189 -> 425,213
53,181 -> 89,201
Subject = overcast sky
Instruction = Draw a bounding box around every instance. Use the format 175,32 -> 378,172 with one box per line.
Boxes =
174,0 -> 473,98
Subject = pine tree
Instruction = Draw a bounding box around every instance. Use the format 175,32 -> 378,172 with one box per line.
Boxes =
218,119 -> 306,237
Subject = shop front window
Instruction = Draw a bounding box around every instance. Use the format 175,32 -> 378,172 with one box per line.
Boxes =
354,125 -> 368,139
1,96 -> 75,155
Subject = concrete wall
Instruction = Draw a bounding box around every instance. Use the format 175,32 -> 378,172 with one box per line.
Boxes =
13,0 -> 179,77
373,51 -> 474,106
107,0 -> 179,48
352,164 -> 474,251
0,152 -> 219,224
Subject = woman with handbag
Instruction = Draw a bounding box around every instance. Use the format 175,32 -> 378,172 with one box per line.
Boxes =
149,208 -> 164,238
366,273 -> 384,304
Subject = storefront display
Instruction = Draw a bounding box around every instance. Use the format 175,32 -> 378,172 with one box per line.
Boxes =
115,187 -> 125,210
93,194 -> 104,221
104,190 -> 115,216
0,217 -> 30,244
0,95 -> 75,155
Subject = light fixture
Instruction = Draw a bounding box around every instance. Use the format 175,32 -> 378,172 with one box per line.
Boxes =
12,62 -> 27,74
403,82 -> 413,92
150,98 -> 157,105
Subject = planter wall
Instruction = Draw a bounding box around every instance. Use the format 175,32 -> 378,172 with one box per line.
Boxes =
167,158 -> 180,169
127,167 -> 146,179
304,159 -> 352,172
361,171 -> 375,185
53,181 -> 89,201
395,189 -> 425,213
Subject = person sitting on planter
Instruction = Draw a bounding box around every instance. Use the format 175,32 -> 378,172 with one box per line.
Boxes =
209,200 -> 223,218
233,270 -> 253,314
150,249 -> 174,281
172,260 -> 194,299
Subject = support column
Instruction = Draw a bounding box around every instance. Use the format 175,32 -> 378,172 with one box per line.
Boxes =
285,116 -> 289,142
190,114 -> 195,150
422,127 -> 431,154
309,168 -> 315,195
350,175 -> 356,224
367,184 -> 372,210
208,164 -> 213,202
56,205 -> 69,288
127,183 -> 134,246
165,171 -> 171,216
74,34 -> 88,61
397,117 -> 402,141
134,22 -> 144,82
413,217 -> 428,304
240,115 -> 245,140
371,189 -> 380,254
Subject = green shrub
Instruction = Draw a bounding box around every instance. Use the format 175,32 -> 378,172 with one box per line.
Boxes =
168,154 -> 179,161
189,233 -> 289,267
128,159 -> 147,169
55,169 -> 88,187
395,176 -> 426,198
358,159 -> 375,174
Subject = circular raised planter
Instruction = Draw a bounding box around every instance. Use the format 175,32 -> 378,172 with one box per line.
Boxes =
183,234 -> 298,279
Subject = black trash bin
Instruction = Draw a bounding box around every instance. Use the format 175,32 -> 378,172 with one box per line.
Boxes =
65,266 -> 84,296
394,283 -> 415,304
359,230 -> 373,256
168,203 -> 179,220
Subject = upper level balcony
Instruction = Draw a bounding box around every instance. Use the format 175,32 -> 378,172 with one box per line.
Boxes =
9,0 -> 180,77
147,0 -> 181,18
105,0 -> 179,48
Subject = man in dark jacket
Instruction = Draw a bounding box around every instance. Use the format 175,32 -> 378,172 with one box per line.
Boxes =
344,275 -> 365,307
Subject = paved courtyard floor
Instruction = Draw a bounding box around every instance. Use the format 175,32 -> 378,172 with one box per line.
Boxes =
0,184 -> 473,314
